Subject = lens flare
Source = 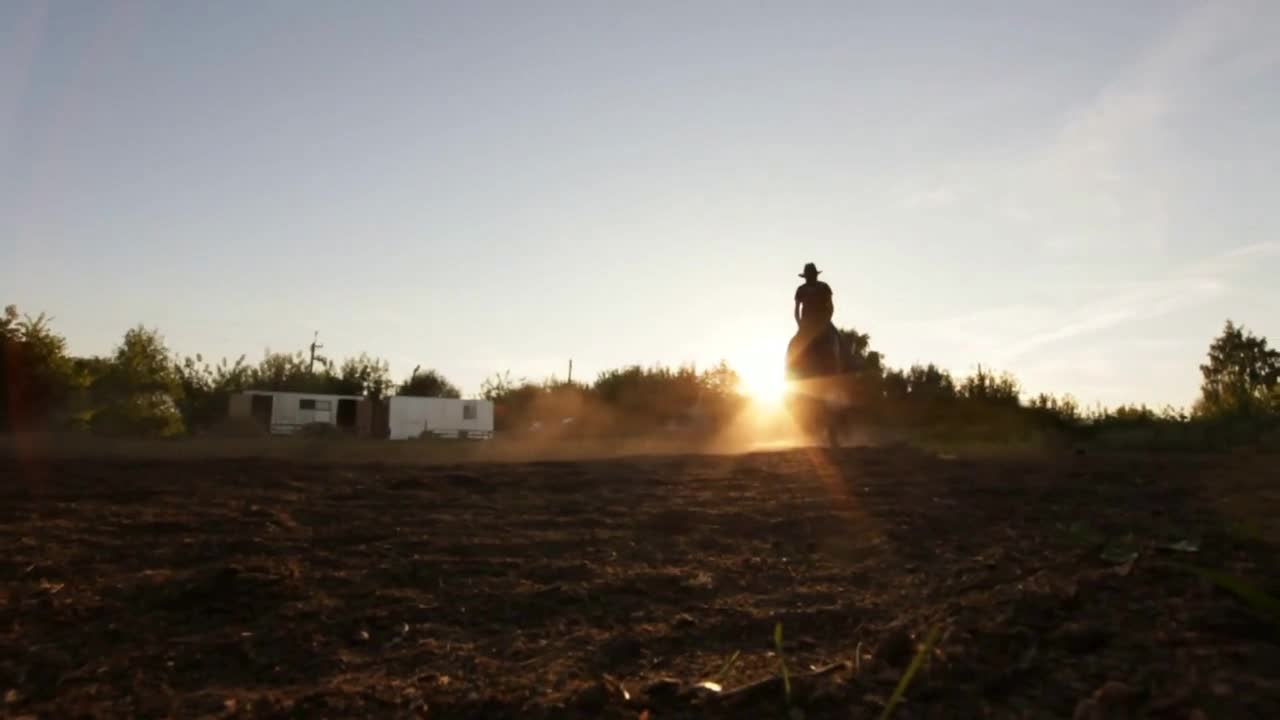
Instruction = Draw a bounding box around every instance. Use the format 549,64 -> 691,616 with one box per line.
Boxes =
738,361 -> 788,407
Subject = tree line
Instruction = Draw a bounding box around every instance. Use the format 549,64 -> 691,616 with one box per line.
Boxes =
827,320 -> 1279,448
2,303 -> 1278,446
0,305 -> 746,437
0,306 -> 466,436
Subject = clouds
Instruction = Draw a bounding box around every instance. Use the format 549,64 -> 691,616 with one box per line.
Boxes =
1055,3 -> 1275,239
877,1 -> 1280,408
882,243 -> 1280,408
1019,1 -> 1278,249
921,240 -> 1279,408
964,241 -> 1272,348
890,1 -> 1279,257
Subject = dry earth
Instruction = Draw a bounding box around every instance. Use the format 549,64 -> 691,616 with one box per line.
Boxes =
2,446 -> 1278,718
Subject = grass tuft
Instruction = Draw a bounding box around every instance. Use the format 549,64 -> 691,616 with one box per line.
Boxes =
774,622 -> 791,703
714,649 -> 741,682
878,625 -> 942,720
1172,563 -> 1280,628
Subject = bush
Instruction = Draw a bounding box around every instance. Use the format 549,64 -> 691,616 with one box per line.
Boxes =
399,367 -> 461,398
88,327 -> 186,437
4,306 -> 1278,452
0,306 -> 77,431
88,393 -> 185,438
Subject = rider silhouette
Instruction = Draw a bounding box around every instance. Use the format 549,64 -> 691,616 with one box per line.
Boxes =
794,262 -> 833,336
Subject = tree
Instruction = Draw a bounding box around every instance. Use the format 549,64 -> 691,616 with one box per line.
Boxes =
480,371 -> 552,430
174,354 -> 252,431
399,366 -> 461,398
883,363 -> 956,403
335,353 -> 393,398
837,326 -> 884,377
252,351 -> 316,392
1108,404 -> 1159,422
593,364 -> 702,423
699,360 -> 743,398
0,305 -> 77,431
695,360 -> 747,423
1029,393 -> 1080,424
173,347 -> 391,430
1196,320 -> 1280,418
90,326 -> 185,436
959,365 -> 1020,406
480,370 -> 523,402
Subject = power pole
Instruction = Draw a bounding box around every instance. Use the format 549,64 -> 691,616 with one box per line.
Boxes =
309,331 -> 324,374
567,359 -> 573,385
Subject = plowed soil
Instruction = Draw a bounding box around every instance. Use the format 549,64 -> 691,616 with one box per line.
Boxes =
2,447 -> 1278,719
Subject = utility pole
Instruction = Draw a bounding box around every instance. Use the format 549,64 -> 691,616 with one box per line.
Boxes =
309,331 -> 324,374
567,359 -> 573,385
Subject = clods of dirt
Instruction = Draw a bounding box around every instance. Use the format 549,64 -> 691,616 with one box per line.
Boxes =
1,448 -> 1278,718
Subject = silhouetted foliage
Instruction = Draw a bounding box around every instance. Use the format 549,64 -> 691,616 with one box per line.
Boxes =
241,350 -> 395,398
481,372 -> 558,431
1196,320 -> 1280,418
700,360 -> 743,398
251,351 -> 326,393
336,354 -> 394,399
480,371 -> 523,403
2,304 -> 1277,448
593,364 -> 704,425
476,361 -> 746,435
175,354 -> 252,431
888,364 -> 957,403
837,327 -> 884,377
958,365 -> 1021,406
399,366 -> 461,399
0,305 -> 77,431
1028,393 -> 1081,424
822,321 -> 1277,450
89,327 -> 185,437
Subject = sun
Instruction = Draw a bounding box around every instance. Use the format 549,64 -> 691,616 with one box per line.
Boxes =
722,337 -> 791,409
739,363 -> 789,407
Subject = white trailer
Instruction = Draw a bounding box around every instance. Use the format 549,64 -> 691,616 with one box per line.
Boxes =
387,396 -> 494,440
232,391 -> 365,435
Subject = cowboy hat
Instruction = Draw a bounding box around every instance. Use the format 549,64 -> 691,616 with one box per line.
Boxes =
798,262 -> 821,278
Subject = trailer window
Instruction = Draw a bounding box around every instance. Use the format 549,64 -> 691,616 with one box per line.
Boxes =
300,399 -> 331,411
300,399 -> 315,410
463,403 -> 477,420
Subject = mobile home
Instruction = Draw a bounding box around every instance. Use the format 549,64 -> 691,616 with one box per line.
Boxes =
387,396 -> 494,440
229,391 -> 368,435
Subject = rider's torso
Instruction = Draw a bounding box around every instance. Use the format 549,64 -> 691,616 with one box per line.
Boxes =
795,281 -> 833,325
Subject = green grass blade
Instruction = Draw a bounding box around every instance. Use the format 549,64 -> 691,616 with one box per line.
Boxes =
774,622 -> 791,703
878,625 -> 942,720
714,649 -> 741,681
1173,563 -> 1280,626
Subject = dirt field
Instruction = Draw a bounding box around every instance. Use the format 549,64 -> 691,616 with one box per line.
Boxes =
2,446 -> 1278,719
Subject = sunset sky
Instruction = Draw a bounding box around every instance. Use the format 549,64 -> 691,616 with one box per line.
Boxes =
4,1 -> 1278,408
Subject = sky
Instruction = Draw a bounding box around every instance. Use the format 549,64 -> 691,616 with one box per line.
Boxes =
3,0 -> 1278,408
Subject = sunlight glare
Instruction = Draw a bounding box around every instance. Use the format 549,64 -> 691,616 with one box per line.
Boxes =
738,359 -> 788,407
